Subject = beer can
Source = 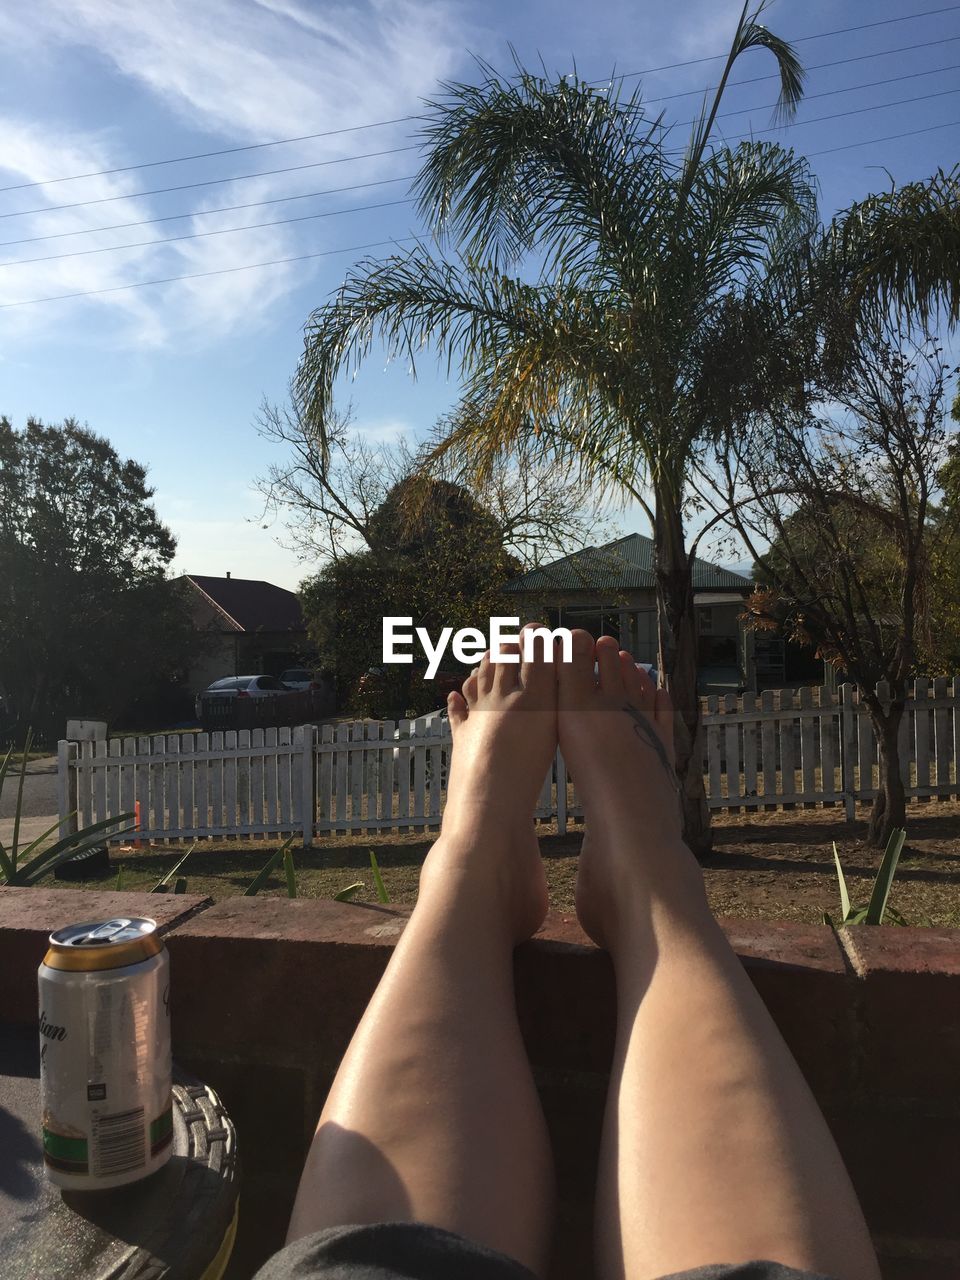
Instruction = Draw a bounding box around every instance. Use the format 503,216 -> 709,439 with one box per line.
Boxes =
38,916 -> 173,1190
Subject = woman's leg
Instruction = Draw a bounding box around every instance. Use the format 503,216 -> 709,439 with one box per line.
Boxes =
286,630 -> 557,1276
559,632 -> 880,1280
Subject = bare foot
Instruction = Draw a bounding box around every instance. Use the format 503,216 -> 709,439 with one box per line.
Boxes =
418,624 -> 556,942
557,632 -> 705,949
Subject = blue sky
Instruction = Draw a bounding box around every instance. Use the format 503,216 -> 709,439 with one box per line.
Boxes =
0,0 -> 957,589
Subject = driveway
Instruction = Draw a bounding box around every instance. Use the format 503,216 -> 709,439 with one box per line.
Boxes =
0,756 -> 61,852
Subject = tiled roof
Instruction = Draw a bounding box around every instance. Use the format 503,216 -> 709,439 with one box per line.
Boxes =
505,533 -> 751,594
183,575 -> 305,633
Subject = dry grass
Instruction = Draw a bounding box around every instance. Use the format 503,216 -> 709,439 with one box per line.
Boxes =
55,798 -> 960,929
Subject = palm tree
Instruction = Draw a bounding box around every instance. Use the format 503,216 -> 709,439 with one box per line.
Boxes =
297,2 -> 815,855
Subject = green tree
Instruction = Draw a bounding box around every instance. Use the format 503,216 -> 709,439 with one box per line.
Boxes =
721,328 -> 955,846
300,476 -> 519,717
0,417 -> 198,738
923,395 -> 960,674
295,4 -> 814,854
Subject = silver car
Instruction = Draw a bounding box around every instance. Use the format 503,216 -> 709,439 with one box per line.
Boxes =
194,674 -> 290,719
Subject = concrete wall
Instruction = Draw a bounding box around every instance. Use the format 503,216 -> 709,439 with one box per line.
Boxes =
3,890 -> 957,1280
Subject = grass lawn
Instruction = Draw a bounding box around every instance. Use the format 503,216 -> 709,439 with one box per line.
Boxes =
58,799 -> 960,928
2,751 -> 51,767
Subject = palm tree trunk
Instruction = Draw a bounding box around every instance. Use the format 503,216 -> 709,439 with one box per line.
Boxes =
867,703 -> 907,848
654,495 -> 712,857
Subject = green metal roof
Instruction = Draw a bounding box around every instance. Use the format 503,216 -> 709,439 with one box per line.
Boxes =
504,533 -> 751,594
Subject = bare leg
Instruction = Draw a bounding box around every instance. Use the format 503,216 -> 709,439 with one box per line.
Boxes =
559,632 -> 880,1280
286,629 -> 556,1275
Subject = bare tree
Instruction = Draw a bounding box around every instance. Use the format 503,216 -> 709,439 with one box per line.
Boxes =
255,394 -> 618,568
716,325 -> 955,846
255,399 -> 407,563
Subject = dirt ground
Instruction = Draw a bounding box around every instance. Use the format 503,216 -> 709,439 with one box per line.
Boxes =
56,799 -> 960,928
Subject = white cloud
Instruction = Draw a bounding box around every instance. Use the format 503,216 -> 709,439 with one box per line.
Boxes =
0,0 -> 469,348
349,416 -> 414,443
9,0 -> 466,142
0,120 -> 171,346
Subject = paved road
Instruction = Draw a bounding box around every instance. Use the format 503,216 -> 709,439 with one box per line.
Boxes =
0,756 -> 60,852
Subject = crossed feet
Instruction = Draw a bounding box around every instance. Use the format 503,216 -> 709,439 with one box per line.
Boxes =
418,623 -> 707,950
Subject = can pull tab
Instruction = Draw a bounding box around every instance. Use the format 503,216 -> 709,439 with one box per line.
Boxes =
74,919 -> 137,945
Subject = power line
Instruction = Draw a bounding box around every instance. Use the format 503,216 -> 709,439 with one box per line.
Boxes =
614,4 -> 960,79
0,32 -> 942,253
1,116 -> 957,312
640,34 -> 960,108
0,197 -> 415,268
4,81 -> 957,273
3,60 -> 953,259
707,62 -> 960,125
0,118 -> 419,195
806,115 -> 959,157
6,61 -> 959,231
2,5 -> 956,197
0,176 -> 413,250
725,84 -> 960,138
2,87 -> 958,272
647,83 -> 960,143
0,144 -> 420,221
0,236 -> 421,309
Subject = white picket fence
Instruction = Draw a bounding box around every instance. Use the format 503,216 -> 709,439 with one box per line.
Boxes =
57,679 -> 960,843
702,677 -> 960,818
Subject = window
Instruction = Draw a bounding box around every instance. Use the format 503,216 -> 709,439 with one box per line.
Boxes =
699,607 -> 714,634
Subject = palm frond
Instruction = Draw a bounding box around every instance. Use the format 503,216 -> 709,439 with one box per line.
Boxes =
687,141 -> 817,296
296,245 -> 642,460
415,65 -> 673,289
740,12 -> 806,124
297,244 -> 541,447
816,167 -> 960,335
680,1 -> 804,211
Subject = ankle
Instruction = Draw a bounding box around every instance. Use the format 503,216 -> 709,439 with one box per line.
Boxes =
585,837 -> 711,949
418,830 -> 546,939
579,790 -> 684,846
439,804 -> 538,851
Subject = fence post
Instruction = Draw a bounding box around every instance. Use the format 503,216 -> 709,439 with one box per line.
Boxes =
840,684 -> 857,822
299,724 -> 316,847
56,740 -> 79,837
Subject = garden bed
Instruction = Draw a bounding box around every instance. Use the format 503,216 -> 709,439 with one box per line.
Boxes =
48,800 -> 960,928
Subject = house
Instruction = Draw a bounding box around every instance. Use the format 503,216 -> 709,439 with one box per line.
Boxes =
177,574 -> 311,692
504,533 -> 756,691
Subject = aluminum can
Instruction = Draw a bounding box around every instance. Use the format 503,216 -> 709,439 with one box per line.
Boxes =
38,916 -> 173,1189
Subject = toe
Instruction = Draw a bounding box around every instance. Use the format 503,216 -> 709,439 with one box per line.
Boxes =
447,690 -> 468,730
558,628 -> 596,705
462,670 -> 480,705
478,651 -> 496,694
519,622 -> 557,701
618,650 -> 636,687
595,635 -> 622,691
494,642 -> 522,693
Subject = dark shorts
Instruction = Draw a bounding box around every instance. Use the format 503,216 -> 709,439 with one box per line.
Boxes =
252,1222 -> 836,1280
